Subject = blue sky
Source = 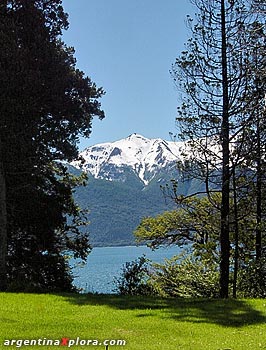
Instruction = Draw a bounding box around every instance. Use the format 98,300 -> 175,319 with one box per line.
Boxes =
62,0 -> 194,149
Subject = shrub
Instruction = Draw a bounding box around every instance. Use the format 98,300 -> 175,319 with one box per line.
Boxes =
237,258 -> 266,298
114,252 -> 220,298
114,255 -> 155,296
150,253 -> 220,298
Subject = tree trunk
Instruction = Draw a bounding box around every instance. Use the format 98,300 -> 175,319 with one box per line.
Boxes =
256,113 -> 262,261
0,139 -> 7,291
232,167 -> 239,298
219,0 -> 230,299
0,1 -> 8,291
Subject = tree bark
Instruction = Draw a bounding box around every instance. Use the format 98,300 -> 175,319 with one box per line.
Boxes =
0,140 -> 7,291
232,167 -> 239,298
256,113 -> 262,261
0,1 -> 8,291
219,0 -> 230,299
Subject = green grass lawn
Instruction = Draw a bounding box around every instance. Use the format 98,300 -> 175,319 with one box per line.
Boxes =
0,293 -> 265,350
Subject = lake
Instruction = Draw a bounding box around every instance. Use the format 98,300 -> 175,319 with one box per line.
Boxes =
72,245 -> 180,294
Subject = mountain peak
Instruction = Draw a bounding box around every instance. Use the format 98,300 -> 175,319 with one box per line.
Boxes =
126,133 -> 148,140
73,135 -> 184,185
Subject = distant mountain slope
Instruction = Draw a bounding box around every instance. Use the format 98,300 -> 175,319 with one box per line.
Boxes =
71,134 -> 200,246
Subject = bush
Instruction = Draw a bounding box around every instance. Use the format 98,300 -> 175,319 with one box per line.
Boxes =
114,255 -> 155,296
150,253 -> 220,298
237,258 -> 266,298
7,254 -> 77,293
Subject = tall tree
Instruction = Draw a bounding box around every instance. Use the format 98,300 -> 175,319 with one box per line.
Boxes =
0,4 -> 17,291
0,0 -> 104,291
171,0 -> 262,297
247,22 -> 266,261
220,0 -> 230,298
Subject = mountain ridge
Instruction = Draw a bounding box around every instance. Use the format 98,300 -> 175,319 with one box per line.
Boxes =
70,134 -> 200,247
72,133 -> 185,185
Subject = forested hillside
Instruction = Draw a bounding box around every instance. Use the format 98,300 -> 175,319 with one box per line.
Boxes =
73,168 -> 182,246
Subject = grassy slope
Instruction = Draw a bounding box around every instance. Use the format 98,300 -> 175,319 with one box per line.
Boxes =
0,293 -> 266,350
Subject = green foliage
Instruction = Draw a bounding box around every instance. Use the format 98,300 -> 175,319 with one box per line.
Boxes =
0,0 -> 104,291
113,251 -> 220,299
150,253 -> 220,298
134,195 -> 222,298
134,195 -> 220,251
238,258 -> 266,298
114,256 -> 154,296
6,255 -> 76,293
171,0 -> 266,298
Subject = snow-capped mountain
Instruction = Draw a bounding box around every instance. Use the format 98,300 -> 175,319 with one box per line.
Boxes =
70,134 -> 203,246
73,133 -> 184,185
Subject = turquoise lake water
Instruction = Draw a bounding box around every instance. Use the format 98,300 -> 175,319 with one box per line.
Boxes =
73,245 -> 180,294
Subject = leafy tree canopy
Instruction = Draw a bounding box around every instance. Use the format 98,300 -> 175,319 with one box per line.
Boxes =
0,0 -> 105,291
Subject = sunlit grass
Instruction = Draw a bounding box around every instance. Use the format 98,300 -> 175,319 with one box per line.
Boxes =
0,293 -> 266,349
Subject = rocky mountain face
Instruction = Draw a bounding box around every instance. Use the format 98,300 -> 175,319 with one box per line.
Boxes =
71,134 -> 197,247
73,133 -> 185,185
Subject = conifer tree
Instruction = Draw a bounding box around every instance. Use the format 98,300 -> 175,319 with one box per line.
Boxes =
171,0 -> 264,297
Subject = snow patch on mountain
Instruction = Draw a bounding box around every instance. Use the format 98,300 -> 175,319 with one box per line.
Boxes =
72,133 -> 185,185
